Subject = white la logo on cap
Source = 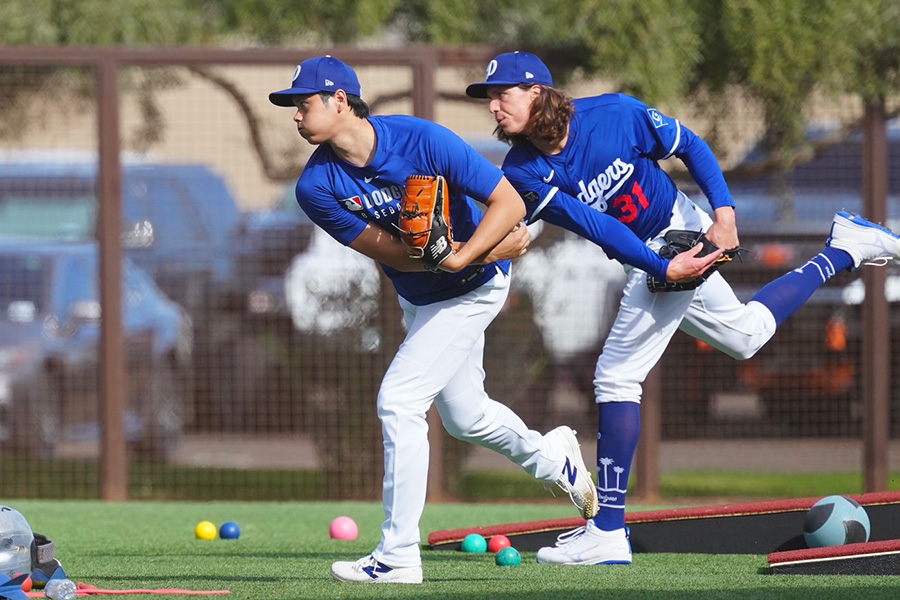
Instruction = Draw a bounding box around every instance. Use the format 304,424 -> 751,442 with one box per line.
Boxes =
292,65 -> 302,82
486,59 -> 498,78
525,71 -> 534,79
325,79 -> 334,87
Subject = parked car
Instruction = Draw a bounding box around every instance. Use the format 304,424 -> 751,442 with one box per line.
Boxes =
0,155 -> 313,433
0,238 -> 192,459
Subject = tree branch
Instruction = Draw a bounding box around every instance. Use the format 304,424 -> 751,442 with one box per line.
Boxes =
187,65 -> 303,182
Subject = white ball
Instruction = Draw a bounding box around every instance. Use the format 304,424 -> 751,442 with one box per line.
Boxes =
803,495 -> 871,548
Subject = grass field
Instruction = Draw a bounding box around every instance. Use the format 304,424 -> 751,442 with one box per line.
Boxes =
11,498 -> 900,600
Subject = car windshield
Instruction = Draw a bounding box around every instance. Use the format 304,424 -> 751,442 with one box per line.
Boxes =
0,253 -> 49,315
0,195 -> 95,240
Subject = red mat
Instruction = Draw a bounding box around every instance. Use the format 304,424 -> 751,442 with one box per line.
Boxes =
427,491 -> 900,555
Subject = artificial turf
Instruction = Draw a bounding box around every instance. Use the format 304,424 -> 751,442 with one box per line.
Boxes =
10,499 -> 900,599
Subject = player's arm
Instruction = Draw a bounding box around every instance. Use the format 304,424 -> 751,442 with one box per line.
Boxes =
298,178 -> 434,272
348,222 -> 436,272
537,190 -> 718,282
675,131 -> 739,251
630,97 -> 740,251
440,177 -> 526,272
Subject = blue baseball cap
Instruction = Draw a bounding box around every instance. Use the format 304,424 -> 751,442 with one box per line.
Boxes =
269,55 -> 362,106
465,52 -> 553,98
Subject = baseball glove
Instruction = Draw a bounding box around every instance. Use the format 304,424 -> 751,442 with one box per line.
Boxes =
396,174 -> 454,272
646,229 -> 744,293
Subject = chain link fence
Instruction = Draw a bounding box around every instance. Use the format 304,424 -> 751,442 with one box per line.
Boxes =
0,47 -> 897,500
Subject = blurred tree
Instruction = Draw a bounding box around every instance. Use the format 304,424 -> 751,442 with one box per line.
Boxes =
2,0 -> 897,161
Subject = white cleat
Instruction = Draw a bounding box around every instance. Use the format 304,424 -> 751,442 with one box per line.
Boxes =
536,521 -> 633,565
546,426 -> 599,519
331,555 -> 423,584
827,210 -> 900,269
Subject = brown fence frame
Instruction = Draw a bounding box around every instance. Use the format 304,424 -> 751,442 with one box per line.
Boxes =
0,46 -> 890,501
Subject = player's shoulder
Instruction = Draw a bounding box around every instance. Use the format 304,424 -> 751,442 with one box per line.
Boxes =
573,93 -> 621,111
374,114 -> 455,139
501,142 -> 542,176
572,93 -> 642,118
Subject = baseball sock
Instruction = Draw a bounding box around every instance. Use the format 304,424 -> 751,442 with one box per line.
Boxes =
750,247 -> 853,327
593,401 -> 640,532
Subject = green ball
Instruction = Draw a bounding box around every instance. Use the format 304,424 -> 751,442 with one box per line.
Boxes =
495,546 -> 522,567
461,533 -> 488,553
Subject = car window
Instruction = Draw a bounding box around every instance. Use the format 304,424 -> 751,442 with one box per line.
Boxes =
0,253 -> 50,314
0,192 -> 95,240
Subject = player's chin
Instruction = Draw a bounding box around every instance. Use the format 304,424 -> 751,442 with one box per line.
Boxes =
497,122 -> 523,137
298,130 -> 320,144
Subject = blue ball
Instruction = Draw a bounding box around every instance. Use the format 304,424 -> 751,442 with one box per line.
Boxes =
461,533 -> 487,553
803,495 -> 870,548
219,521 -> 241,540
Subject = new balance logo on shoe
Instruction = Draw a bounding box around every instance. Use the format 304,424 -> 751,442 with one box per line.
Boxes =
362,561 -> 393,579
331,554 -> 423,584
546,426 -> 599,519
563,457 -> 578,486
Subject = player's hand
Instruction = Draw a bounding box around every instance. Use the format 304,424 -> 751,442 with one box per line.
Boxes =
483,222 -> 530,262
705,206 -> 740,252
448,222 -> 530,268
665,243 -> 724,282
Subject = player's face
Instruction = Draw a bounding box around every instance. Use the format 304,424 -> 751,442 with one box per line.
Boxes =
486,85 -> 537,136
292,93 -> 336,144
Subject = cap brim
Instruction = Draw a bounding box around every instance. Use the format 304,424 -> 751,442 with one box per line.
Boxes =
268,87 -> 321,107
465,81 -> 523,99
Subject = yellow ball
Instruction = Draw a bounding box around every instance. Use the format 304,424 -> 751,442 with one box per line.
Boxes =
195,520 -> 217,540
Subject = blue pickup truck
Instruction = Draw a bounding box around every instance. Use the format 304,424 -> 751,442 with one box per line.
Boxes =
0,157 -> 313,437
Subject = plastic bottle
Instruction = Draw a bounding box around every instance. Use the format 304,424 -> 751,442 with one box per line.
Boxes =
44,578 -> 77,600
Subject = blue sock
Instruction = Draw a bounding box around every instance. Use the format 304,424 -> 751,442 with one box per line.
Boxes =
592,402 -> 640,532
750,247 -> 853,327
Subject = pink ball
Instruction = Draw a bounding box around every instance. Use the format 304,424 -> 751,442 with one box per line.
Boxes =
329,516 -> 359,540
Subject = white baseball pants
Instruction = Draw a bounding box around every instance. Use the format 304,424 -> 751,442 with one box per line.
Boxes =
594,192 -> 778,404
374,269 -> 566,567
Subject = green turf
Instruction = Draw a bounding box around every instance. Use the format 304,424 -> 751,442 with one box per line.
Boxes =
1,456 -> 890,501
10,500 -> 900,600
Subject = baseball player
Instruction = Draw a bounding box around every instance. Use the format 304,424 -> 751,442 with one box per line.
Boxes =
267,55 -> 690,584
466,51 -> 900,566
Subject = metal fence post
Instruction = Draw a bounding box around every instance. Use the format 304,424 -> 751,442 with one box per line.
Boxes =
862,99 -> 890,493
97,57 -> 128,500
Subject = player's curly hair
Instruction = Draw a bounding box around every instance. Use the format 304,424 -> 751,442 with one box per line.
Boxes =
495,85 -> 574,148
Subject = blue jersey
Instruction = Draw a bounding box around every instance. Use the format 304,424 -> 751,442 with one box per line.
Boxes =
296,115 -> 508,305
503,94 -> 734,280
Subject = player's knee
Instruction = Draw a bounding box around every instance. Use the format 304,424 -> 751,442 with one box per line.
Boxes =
720,343 -> 763,361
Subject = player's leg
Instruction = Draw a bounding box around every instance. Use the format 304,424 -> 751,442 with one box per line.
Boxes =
537,267 -> 696,565
749,211 -> 900,327
683,211 -> 900,356
333,274 -> 508,583
435,274 -> 597,519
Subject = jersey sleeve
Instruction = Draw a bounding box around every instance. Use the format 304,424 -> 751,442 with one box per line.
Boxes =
422,121 -> 504,201
295,174 -> 367,247
621,95 -> 735,211
503,158 -> 669,281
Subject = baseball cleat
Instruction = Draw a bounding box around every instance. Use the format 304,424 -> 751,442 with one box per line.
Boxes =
826,211 -> 900,269
331,555 -> 423,584
536,521 -> 633,565
546,426 -> 599,519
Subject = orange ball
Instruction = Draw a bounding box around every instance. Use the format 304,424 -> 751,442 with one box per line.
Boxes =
13,574 -> 32,592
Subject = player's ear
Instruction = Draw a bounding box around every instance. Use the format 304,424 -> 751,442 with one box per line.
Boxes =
333,89 -> 349,113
